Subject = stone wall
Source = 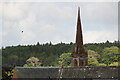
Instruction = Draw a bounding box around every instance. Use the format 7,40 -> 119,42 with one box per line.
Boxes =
62,66 -> 119,78
13,66 -> 119,80
13,67 -> 59,78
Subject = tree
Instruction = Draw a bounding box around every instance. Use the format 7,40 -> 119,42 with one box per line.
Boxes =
2,66 -> 14,80
2,41 -> 119,67
88,50 -> 100,66
36,42 -> 40,46
58,53 -> 72,67
100,46 -> 119,65
98,63 -> 107,66
109,62 -> 120,66
49,41 -> 52,46
9,55 -> 18,63
106,40 -> 110,43
23,57 -> 41,67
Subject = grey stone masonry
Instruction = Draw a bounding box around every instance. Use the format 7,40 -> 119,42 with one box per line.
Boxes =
13,66 -> 119,79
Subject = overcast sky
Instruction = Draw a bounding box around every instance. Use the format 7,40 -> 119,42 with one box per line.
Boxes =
1,2 -> 118,47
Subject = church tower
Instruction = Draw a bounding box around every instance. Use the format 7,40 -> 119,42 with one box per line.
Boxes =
72,7 -> 88,66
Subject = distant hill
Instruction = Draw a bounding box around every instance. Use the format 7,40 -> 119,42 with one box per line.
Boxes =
2,40 -> 119,66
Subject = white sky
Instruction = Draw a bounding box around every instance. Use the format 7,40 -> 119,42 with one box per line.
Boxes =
0,2 -> 119,47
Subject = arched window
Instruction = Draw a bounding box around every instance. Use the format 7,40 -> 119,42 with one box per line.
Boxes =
74,59 -> 78,66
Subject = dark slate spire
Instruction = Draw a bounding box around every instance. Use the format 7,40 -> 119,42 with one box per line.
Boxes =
75,7 -> 84,54
72,7 -> 88,66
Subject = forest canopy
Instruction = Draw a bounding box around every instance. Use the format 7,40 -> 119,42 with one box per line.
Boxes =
2,40 -> 120,67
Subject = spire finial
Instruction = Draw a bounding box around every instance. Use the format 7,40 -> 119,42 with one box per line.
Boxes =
78,7 -> 80,21
78,7 -> 80,11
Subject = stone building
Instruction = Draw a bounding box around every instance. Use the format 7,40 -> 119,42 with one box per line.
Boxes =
72,7 -> 88,66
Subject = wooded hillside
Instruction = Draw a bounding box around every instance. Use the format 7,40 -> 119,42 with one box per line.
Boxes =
2,40 -> 120,66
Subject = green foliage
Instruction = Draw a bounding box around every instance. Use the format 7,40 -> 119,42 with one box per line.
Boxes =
9,55 -> 19,63
23,57 -> 41,67
2,40 -> 120,67
98,63 -> 107,66
100,46 -> 119,65
2,42 -> 73,66
2,66 -> 14,80
58,53 -> 72,67
84,40 -> 119,54
88,50 -> 100,66
109,62 -> 120,66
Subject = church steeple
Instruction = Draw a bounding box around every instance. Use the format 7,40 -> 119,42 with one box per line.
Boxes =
75,7 -> 84,54
72,7 -> 88,66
